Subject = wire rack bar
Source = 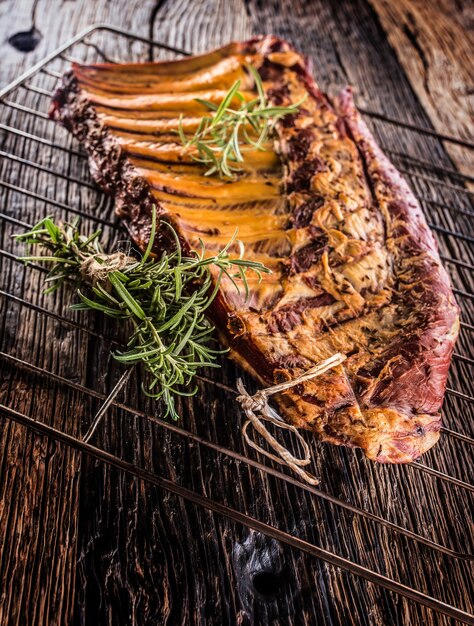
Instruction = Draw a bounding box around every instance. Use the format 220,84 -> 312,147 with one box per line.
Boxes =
0,123 -> 85,157
82,368 -> 134,443
411,462 -> 474,494
0,289 -> 113,342
429,223 -> 474,244
359,107 -> 474,149
1,158 -> 473,280
387,150 -> 474,184
1,108 -> 472,206
39,67 -> 62,79
0,212 -> 31,230
453,352 -> 474,367
422,199 -> 474,220
1,100 -> 50,120
5,265 -> 474,382
1,348 -> 472,561
0,403 -> 472,625
0,150 -> 97,189
1,351 -> 107,401
441,427 -> 474,446
446,387 -> 474,402
20,83 -> 54,98
0,181 -> 115,227
401,170 -> 474,195
5,140 -> 474,231
0,248 -> 47,274
0,25 -> 102,100
2,229 -> 474,390
441,256 -> 474,273
452,288 -> 474,301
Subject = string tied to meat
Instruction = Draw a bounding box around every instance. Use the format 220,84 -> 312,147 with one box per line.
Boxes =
236,352 -> 347,486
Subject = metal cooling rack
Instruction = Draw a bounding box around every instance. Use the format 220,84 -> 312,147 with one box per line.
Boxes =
0,24 -> 473,625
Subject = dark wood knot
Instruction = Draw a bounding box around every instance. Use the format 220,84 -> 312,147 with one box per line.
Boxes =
252,569 -> 282,596
232,531 -> 290,621
8,26 -> 42,53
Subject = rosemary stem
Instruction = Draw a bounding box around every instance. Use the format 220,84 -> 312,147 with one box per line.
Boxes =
14,208 -> 270,419
177,64 -> 306,179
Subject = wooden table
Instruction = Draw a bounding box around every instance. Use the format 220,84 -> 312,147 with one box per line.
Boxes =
0,1 -> 473,625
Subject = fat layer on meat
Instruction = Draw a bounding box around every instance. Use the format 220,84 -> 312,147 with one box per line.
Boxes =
50,36 -> 459,463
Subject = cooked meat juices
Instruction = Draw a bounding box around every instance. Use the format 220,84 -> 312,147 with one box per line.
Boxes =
50,36 -> 459,463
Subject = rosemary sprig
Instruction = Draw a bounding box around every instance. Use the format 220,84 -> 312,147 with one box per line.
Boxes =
178,65 -> 306,179
14,208 -> 270,419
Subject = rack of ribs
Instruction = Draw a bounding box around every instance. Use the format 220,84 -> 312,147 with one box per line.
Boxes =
50,35 -> 459,463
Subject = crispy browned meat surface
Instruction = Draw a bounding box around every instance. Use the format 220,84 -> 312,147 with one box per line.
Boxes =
50,36 -> 459,463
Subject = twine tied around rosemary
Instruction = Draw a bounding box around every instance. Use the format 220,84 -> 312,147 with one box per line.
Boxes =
79,251 -> 135,285
14,208 -> 271,420
236,352 -> 347,486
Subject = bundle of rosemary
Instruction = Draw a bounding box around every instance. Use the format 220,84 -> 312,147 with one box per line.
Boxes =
15,208 -> 269,419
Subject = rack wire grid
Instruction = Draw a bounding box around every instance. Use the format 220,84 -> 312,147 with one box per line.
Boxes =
0,24 -> 473,625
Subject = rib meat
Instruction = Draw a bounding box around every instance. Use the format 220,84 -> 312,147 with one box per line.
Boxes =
50,36 -> 459,463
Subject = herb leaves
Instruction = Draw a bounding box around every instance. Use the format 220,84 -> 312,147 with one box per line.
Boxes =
15,208 -> 270,419
178,65 -> 305,179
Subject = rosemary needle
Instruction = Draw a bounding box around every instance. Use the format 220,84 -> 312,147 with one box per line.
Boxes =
14,207 -> 270,420
178,65 -> 306,179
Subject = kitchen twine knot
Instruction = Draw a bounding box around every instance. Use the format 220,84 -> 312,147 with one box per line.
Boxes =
80,252 -> 135,285
236,352 -> 346,486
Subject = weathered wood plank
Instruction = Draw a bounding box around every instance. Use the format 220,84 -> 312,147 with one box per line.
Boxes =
0,1 -> 472,626
367,0 -> 473,178
0,2 -> 162,625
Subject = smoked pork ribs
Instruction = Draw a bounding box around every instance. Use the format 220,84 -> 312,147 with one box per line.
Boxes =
50,36 -> 459,463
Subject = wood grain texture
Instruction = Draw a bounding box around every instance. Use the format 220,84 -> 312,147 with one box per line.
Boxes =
0,0 -> 160,87
0,1 -> 162,625
367,0 -> 474,178
0,1 -> 473,626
